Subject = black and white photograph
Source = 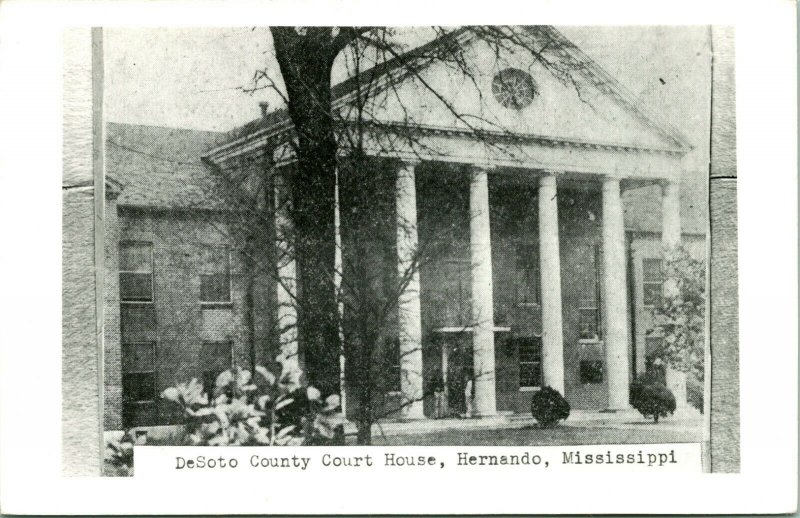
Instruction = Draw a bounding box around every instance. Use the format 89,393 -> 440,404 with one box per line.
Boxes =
89,23 -> 721,473
2,0 -> 796,514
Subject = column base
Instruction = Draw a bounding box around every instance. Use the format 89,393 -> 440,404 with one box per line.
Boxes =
399,412 -> 426,421
467,411 -> 502,420
600,406 -> 631,413
671,406 -> 702,419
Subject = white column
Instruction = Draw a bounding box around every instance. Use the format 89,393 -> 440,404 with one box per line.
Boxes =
602,177 -> 631,410
396,160 -> 424,419
470,166 -> 497,417
662,180 -> 688,410
662,180 -> 681,249
274,175 -> 300,373
538,174 -> 565,395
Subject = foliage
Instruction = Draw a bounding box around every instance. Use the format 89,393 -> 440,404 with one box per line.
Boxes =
530,386 -> 570,427
686,374 -> 704,414
648,245 -> 706,381
104,430 -> 145,477
162,354 -> 342,446
630,375 -> 676,423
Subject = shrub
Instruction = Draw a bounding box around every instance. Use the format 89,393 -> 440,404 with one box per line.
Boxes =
686,375 -> 704,414
104,430 -> 145,477
630,376 -> 676,423
648,245 -> 705,382
530,386 -> 570,427
161,353 -> 342,446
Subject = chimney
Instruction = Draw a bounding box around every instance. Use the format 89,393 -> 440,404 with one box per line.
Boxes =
259,101 -> 270,118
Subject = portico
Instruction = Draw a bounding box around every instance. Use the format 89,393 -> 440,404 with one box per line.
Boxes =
385,154 -> 683,417
206,24 -> 695,419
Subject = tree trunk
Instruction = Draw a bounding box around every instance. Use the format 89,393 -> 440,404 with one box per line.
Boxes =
355,374 -> 374,445
357,418 -> 373,445
271,28 -> 342,395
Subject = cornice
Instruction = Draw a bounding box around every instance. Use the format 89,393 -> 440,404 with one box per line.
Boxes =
206,117 -> 685,167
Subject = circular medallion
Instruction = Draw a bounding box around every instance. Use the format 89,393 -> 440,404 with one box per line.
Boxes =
491,68 -> 537,110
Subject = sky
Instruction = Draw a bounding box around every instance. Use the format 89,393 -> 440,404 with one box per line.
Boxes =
104,26 -> 711,170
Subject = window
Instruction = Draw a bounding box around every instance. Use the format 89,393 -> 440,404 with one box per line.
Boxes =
120,304 -> 157,342
202,341 -> 233,395
517,337 -> 543,388
515,243 -> 540,305
201,247 -> 231,304
579,360 -> 604,384
492,68 -> 537,110
642,258 -> 664,307
120,242 -> 153,302
578,245 -> 602,340
122,342 -> 156,403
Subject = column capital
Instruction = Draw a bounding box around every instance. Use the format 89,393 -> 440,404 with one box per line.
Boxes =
469,163 -> 499,174
602,177 -> 622,195
538,173 -> 558,188
538,168 -> 562,176
659,178 -> 680,194
397,157 -> 422,169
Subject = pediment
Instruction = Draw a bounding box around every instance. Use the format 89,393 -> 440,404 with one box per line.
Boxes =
341,28 -> 687,153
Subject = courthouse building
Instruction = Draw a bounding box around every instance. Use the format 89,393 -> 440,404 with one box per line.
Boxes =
103,27 -> 706,429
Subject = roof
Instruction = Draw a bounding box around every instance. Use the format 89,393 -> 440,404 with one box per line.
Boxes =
210,26 -> 690,157
108,122 -> 705,234
106,122 -> 227,209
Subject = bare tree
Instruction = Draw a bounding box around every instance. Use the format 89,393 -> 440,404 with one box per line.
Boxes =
111,27 -> 599,442
257,26 -> 599,443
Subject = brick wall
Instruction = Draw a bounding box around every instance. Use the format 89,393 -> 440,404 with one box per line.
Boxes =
105,208 -> 275,428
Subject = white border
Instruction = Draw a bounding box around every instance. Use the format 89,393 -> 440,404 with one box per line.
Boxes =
0,0 -> 796,514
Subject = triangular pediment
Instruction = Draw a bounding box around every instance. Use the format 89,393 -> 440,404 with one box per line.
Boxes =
340,27 -> 688,153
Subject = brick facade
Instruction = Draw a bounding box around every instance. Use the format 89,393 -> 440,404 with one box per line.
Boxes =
105,207 -> 277,428
104,151 -> 706,428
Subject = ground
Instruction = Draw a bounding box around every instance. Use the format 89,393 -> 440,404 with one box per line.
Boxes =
358,410 -> 703,446
107,411 -> 702,448
371,421 -> 701,446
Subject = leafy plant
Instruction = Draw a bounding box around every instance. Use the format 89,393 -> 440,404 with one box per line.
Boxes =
686,374 -> 704,414
530,386 -> 570,427
104,430 -> 145,477
162,353 -> 342,446
630,376 -> 676,423
648,245 -> 705,381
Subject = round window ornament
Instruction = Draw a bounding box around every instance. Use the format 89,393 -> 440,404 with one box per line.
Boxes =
491,68 -> 537,110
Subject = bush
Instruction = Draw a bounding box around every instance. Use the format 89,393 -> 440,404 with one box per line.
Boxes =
104,430 -> 145,477
687,375 -> 704,414
530,386 -> 570,427
161,353 -> 342,446
630,376 -> 676,423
